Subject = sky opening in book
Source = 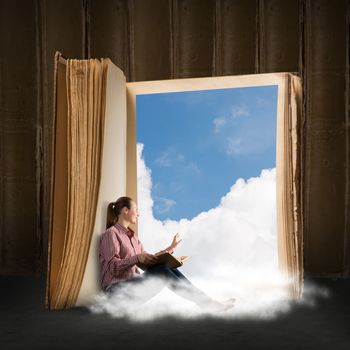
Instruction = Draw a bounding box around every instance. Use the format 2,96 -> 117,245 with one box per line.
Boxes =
131,85 -> 291,317
88,77 -> 327,320
136,86 -> 278,221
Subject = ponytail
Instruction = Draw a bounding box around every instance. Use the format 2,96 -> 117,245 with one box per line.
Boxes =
106,196 -> 133,229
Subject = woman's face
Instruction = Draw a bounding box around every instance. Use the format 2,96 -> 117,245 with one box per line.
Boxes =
124,200 -> 139,225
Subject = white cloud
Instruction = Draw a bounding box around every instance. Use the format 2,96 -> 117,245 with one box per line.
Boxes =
155,149 -> 184,168
154,197 -> 176,214
89,143 -> 329,321
213,117 -> 226,133
154,148 -> 201,178
232,105 -> 249,118
155,151 -> 173,167
226,137 -> 242,155
214,103 -> 271,157
213,104 -> 249,134
185,162 -> 201,175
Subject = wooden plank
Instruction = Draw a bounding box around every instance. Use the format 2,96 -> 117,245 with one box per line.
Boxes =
129,0 -> 172,81
304,0 -> 347,276
215,0 -> 257,75
305,122 -> 346,274
346,0 -> 350,277
174,0 -> 215,78
2,179 -> 38,274
2,129 -> 36,179
259,0 -> 300,73
310,72 -> 346,122
0,0 -> 39,274
89,0 -> 130,80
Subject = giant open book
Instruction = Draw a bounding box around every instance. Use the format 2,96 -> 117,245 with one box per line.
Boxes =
46,52 -> 303,309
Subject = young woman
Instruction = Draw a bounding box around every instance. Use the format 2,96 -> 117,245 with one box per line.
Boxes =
99,196 -> 234,312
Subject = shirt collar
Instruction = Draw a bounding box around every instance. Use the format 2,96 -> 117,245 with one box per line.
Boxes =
114,222 -> 135,238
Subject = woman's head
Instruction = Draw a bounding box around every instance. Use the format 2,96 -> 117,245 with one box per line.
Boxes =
106,196 -> 139,229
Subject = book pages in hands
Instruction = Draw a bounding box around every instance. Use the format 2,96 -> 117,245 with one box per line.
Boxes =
155,252 -> 191,269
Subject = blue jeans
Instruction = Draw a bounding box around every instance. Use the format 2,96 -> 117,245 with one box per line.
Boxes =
106,264 -> 211,307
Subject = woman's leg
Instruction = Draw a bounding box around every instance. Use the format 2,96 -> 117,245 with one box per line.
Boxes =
107,275 -> 165,304
106,265 -> 233,312
143,264 -> 212,307
156,267 -> 236,311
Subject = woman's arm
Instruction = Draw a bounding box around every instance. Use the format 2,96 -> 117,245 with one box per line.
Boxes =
136,240 -> 158,269
154,233 -> 182,256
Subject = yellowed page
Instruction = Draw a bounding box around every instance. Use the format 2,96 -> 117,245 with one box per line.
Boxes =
76,61 -> 127,306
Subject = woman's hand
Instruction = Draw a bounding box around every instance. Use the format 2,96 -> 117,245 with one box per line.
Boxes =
169,232 -> 182,252
137,253 -> 158,266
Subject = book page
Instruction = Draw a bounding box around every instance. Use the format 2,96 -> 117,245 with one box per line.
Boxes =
76,60 -> 127,306
178,256 -> 191,262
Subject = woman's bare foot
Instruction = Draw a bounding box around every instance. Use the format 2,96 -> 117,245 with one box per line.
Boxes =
202,298 -> 235,313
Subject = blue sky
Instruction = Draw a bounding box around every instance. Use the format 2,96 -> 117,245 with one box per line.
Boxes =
136,85 -> 278,221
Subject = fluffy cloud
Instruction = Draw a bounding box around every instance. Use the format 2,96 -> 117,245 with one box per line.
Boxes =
155,148 -> 185,167
89,143 -> 328,321
213,105 -> 249,133
226,137 -> 242,155
126,143 -> 295,319
154,197 -> 176,214
213,117 -> 227,133
138,143 -> 279,278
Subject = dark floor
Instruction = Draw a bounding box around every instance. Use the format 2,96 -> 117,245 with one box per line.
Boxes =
0,276 -> 349,350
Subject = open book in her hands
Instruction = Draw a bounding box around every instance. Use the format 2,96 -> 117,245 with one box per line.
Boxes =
155,252 -> 191,269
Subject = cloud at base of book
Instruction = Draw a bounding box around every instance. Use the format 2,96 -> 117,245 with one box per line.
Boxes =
88,143 -> 329,320
89,275 -> 329,321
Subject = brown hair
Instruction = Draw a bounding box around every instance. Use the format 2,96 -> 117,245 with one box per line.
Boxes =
106,196 -> 133,229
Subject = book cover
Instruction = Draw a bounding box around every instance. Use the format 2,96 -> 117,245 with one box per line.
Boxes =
155,252 -> 191,269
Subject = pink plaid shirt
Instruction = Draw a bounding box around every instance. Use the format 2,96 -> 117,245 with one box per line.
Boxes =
99,222 -> 145,291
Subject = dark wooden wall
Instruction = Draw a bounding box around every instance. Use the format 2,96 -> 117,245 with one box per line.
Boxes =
0,0 -> 348,277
